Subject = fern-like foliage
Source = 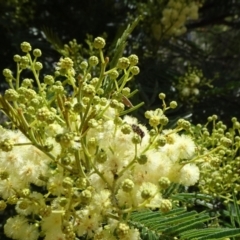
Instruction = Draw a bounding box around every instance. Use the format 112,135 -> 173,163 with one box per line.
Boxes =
129,206 -> 240,239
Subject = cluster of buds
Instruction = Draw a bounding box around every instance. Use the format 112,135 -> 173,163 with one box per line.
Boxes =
151,0 -> 199,39
0,39 -> 201,240
191,115 -> 240,204
175,66 -> 213,104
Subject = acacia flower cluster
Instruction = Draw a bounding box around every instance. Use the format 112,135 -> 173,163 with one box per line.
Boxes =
0,39 -> 200,240
151,0 -> 200,39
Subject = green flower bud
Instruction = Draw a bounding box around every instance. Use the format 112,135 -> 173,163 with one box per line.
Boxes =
82,97 -> 90,105
0,200 -> 7,211
20,188 -> 30,197
137,154 -> 148,164
192,88 -> 199,95
121,124 -> 132,134
89,56 -> 99,66
18,199 -> 29,210
82,84 -> 95,97
20,56 -> 29,65
81,189 -> 92,202
159,116 -> 169,126
3,69 -> 13,78
132,134 -> 141,144
62,177 -> 73,188
21,78 -> 33,88
90,77 -> 99,86
122,87 -> 130,96
64,101 -> 72,111
96,88 -> 104,95
114,117 -> 123,125
128,54 -> 138,66
93,37 -> 106,49
144,110 -> 152,119
73,102 -> 82,113
34,62 -> 43,70
122,179 -> 134,192
0,139 -> 14,152
4,89 -> 19,101
80,61 -> 88,70
44,75 -> 54,85
156,136 -> 166,147
159,199 -> 172,213
232,117 -> 237,123
158,93 -> 166,100
109,70 -> 119,79
96,149 -> 107,163
75,177 -> 87,189
92,96 -> 100,104
116,223 -> 129,238
13,54 -> 21,62
141,189 -> 153,199
130,66 -> 140,75
100,97 -> 108,106
21,41 -> 32,52
59,197 -> 68,207
212,114 -> 218,120
169,101 -> 177,109
61,156 -> 71,165
110,99 -> 119,108
117,57 -> 130,69
149,116 -> 160,127
33,49 -> 42,57
158,177 -> 170,189
220,137 -> 232,147
7,195 -> 18,205
177,119 -> 191,130
0,171 -> 9,180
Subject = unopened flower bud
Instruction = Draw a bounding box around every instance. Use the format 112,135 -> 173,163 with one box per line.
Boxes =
158,93 -> 166,100
34,62 -> 43,70
13,54 -> 21,62
21,42 -> 32,52
130,66 -> 140,75
141,189 -> 153,199
0,200 -> 7,211
221,137 -> 232,147
81,189 -> 92,202
0,138 -> 14,152
137,154 -> 148,164
132,134 -> 141,144
96,149 -> 107,163
80,61 -> 88,70
158,177 -> 170,189
3,69 -> 13,78
159,199 -> 172,213
121,124 -> 132,134
93,37 -> 106,49
62,177 -> 73,188
109,70 -> 119,79
89,56 -> 99,66
44,75 -> 54,85
128,54 -> 139,66
122,179 -> 134,192
116,223 -> 129,237
156,136 -> 166,147
117,57 -> 130,69
33,49 -> 42,57
170,101 -> 177,109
